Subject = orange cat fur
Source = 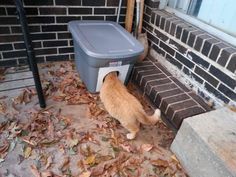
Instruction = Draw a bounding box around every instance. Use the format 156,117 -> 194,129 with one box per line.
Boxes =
100,72 -> 161,139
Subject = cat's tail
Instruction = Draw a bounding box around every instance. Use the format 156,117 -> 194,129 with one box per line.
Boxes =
137,109 -> 161,125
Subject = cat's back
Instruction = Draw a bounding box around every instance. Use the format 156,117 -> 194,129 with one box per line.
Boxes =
100,73 -> 142,113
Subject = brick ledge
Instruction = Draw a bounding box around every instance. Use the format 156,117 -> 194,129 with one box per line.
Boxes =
131,56 -> 213,129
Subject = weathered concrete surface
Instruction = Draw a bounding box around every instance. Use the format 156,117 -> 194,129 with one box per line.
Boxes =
1,62 -> 186,176
171,107 -> 236,177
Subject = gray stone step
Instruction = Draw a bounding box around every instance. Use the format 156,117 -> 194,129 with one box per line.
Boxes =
171,107 -> 236,177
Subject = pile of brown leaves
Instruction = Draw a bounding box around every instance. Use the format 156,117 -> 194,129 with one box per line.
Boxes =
20,107 -> 69,147
44,63 -> 106,119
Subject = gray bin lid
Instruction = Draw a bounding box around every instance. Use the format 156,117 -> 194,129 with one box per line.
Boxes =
68,20 -> 144,59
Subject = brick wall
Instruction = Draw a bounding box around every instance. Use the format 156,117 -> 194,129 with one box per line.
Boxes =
1,0 -> 235,107
143,0 -> 236,107
0,0 -> 127,66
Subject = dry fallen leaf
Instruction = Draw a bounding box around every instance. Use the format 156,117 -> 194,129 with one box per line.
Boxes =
45,155 -> 53,169
151,158 -> 169,167
96,121 -> 108,129
60,156 -> 70,173
59,67 -> 66,74
0,121 -> 8,132
94,155 -> 113,165
0,141 -> 10,159
22,138 -> 37,146
41,171 -> 53,177
84,155 -> 96,166
24,146 -> 32,158
9,122 -> 22,137
0,68 -> 6,81
229,106 -> 236,112
30,164 -> 41,177
11,101 -> 20,114
68,138 -> 79,148
53,175 -> 63,177
79,171 -> 91,177
120,143 -> 134,153
47,120 -> 54,139
91,152 -> 129,176
0,101 -> 7,114
17,154 -> 24,165
141,144 -> 153,152
80,144 -> 93,157
13,89 -> 32,105
0,141 -> 9,154
30,158 -> 60,177
88,103 -> 105,118
110,129 -> 118,145
171,155 -> 179,163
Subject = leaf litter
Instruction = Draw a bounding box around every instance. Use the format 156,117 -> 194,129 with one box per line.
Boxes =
0,61 -> 188,176
0,67 -> 6,81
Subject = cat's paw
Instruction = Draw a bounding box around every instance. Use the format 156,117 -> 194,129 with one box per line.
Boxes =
126,133 -> 136,140
154,109 -> 161,118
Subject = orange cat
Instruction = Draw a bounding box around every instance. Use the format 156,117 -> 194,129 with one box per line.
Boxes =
100,72 -> 161,140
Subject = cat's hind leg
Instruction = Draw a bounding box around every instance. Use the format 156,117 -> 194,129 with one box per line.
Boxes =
126,132 -> 137,140
122,121 -> 140,140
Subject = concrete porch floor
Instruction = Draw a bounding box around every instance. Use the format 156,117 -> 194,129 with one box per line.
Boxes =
0,62 -> 187,177
171,107 -> 236,177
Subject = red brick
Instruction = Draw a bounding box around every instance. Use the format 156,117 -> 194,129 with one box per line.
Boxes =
160,93 -> 190,113
131,69 -> 139,81
146,82 -> 177,96
132,66 -> 157,81
172,106 -> 205,128
165,99 -> 197,119
188,92 -> 212,111
149,78 -> 172,100
170,76 -> 190,92
134,60 -> 153,67
154,88 -> 183,107
136,69 -> 162,84
141,74 -> 166,90
135,66 -> 157,72
133,65 -> 156,71
153,62 -> 172,76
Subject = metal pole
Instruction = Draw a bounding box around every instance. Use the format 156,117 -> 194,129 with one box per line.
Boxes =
117,0 -> 123,23
135,0 -> 141,38
14,0 -> 46,108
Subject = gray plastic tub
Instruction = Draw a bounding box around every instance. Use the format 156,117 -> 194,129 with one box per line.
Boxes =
69,20 -> 144,93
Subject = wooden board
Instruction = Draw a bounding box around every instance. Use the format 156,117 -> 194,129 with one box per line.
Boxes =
125,0 -> 135,32
0,86 -> 34,98
3,71 -> 33,82
0,70 -> 34,95
0,77 -> 34,92
138,0 -> 145,33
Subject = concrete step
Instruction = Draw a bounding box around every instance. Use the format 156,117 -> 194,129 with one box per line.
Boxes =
171,107 -> 236,177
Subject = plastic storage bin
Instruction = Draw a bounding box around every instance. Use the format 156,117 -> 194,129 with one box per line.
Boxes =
69,20 -> 144,93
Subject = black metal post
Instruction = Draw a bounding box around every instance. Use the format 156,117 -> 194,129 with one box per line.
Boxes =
14,0 -> 46,108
